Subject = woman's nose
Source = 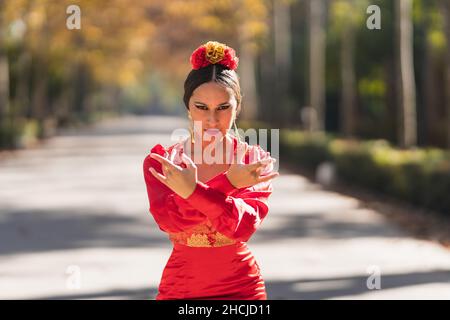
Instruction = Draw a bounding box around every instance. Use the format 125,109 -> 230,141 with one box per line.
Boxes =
207,111 -> 219,125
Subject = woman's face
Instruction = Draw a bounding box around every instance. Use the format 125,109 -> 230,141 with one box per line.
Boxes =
188,81 -> 238,143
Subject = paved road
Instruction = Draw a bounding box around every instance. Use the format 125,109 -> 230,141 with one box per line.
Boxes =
0,115 -> 449,299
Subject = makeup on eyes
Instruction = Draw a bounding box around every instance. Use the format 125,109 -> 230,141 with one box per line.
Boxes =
194,101 -> 231,110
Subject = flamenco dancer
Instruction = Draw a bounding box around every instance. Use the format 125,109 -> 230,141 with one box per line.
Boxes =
143,40 -> 279,300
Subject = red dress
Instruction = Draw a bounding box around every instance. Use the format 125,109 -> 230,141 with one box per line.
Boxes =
143,137 -> 274,300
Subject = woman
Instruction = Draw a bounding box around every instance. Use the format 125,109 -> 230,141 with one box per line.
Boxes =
143,41 -> 279,300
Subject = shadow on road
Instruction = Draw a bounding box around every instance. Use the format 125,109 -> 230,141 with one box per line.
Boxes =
0,207 -> 168,257
252,212 -> 405,243
0,208 -> 405,257
266,269 -> 450,299
32,286 -> 159,300
27,269 -> 450,300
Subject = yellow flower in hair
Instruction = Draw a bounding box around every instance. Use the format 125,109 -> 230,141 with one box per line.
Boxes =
205,41 -> 226,64
190,40 -> 239,70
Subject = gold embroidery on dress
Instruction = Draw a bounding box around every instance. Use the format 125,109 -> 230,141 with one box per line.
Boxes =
214,232 -> 236,247
187,233 -> 210,247
169,219 -> 236,247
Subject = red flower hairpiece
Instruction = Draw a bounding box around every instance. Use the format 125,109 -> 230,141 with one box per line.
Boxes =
190,41 -> 239,71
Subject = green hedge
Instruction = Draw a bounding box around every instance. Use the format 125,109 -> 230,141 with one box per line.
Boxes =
0,118 -> 41,149
278,130 -> 450,215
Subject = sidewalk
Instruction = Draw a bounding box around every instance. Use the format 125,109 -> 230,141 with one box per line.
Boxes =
0,115 -> 449,299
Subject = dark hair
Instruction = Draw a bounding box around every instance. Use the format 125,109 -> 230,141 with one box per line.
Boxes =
183,64 -> 242,115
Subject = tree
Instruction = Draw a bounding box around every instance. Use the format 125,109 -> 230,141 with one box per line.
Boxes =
273,0 -> 293,127
307,0 -> 326,131
330,0 -> 367,137
395,0 -> 417,147
0,0 -> 11,146
442,0 -> 450,148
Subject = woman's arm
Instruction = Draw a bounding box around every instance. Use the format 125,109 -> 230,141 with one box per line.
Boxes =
183,177 -> 273,242
143,145 -> 206,233
184,144 -> 276,242
145,143 -> 277,240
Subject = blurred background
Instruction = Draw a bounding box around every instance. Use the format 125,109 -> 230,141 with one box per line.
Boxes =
0,0 -> 449,300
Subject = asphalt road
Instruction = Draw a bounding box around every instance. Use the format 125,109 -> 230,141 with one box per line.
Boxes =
0,115 -> 449,299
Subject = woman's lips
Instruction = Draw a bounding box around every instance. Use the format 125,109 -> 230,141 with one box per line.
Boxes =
204,128 -> 221,135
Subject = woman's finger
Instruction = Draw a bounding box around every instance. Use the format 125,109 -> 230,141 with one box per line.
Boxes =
150,153 -> 172,165
150,153 -> 181,170
247,159 -> 272,170
235,143 -> 248,164
181,152 -> 196,168
169,148 -> 177,162
255,166 -> 264,176
257,172 -> 279,183
246,162 -> 262,171
149,167 -> 169,186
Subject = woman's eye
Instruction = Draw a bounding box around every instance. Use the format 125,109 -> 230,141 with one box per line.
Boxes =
218,105 -> 230,110
195,105 -> 208,110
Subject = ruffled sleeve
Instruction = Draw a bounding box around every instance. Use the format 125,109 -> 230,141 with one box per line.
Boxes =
183,145 -> 275,242
143,144 -> 206,233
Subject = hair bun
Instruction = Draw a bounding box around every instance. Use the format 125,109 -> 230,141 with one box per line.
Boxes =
190,41 -> 239,71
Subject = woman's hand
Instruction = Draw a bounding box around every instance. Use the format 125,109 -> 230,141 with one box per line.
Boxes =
149,151 -> 198,199
226,144 -> 279,189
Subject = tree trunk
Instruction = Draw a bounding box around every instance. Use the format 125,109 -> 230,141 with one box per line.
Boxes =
395,0 -> 417,148
340,18 -> 356,137
273,0 -> 292,127
420,5 -> 437,146
30,54 -> 48,131
421,30 -> 435,145
0,52 -> 9,121
0,3 -> 11,147
442,0 -> 450,148
16,52 -> 31,118
307,0 -> 326,132
238,28 -> 258,122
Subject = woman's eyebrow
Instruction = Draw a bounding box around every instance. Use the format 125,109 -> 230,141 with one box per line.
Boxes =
194,101 -> 230,106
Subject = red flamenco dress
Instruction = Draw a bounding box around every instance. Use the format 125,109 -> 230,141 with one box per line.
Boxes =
143,137 -> 275,300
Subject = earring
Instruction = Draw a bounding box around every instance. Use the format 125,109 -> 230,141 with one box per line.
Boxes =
188,113 -> 195,144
